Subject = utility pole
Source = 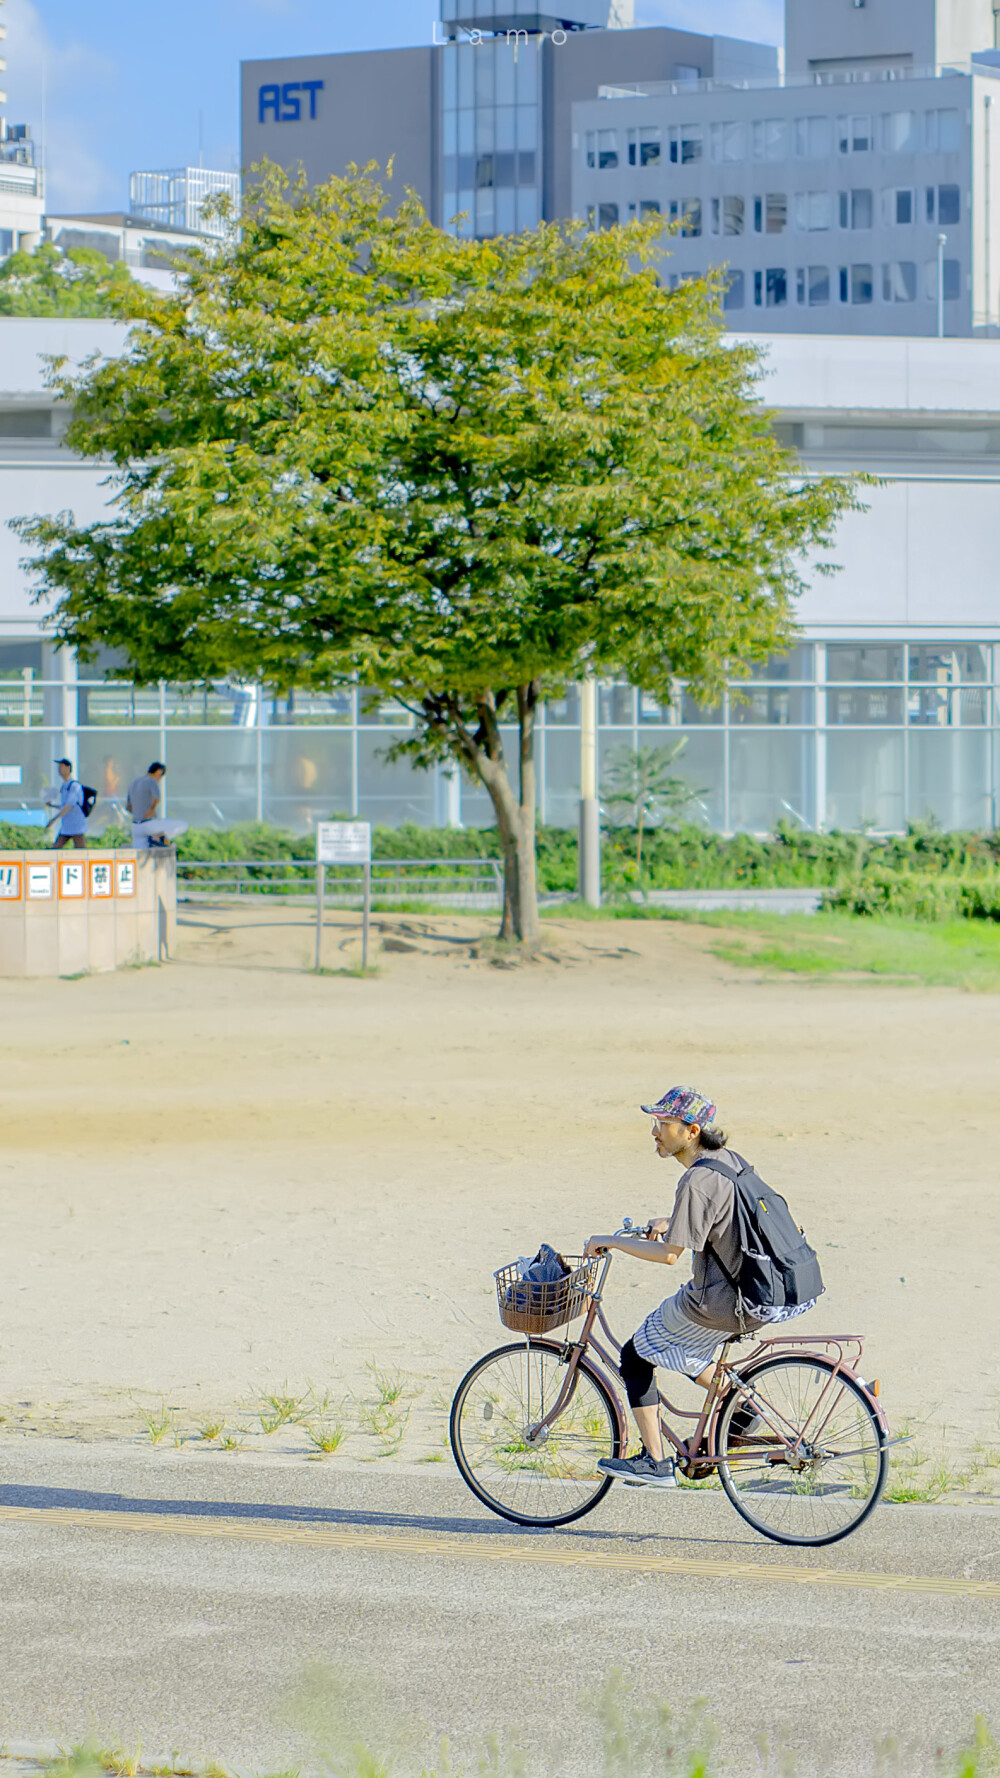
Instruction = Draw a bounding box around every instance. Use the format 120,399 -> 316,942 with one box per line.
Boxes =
578,677 -> 600,907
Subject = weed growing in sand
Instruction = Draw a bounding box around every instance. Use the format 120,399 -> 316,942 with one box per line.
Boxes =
353,1362 -> 422,1458
134,1401 -> 174,1445
42,1742 -> 145,1778
885,1425 -> 959,1504
219,1433 -> 245,1452
197,1418 -> 226,1442
305,1421 -> 348,1455
256,1386 -> 311,1435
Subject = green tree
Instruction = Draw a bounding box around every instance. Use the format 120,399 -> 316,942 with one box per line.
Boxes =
602,741 -> 701,881
0,243 -> 137,317
15,166 -> 858,942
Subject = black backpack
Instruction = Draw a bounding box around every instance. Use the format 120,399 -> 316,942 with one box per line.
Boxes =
695,1152 -> 825,1318
80,784 -> 98,817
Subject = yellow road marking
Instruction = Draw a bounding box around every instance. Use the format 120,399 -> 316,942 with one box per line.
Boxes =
0,1503 -> 995,1600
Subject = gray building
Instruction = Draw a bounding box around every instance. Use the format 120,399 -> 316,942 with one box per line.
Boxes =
240,6 -> 776,234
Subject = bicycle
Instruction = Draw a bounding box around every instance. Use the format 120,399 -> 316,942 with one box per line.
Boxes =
450,1220 -> 891,1548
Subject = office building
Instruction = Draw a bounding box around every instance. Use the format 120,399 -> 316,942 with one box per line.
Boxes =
0,0 -> 44,256
0,319 -> 997,835
128,168 -> 241,240
241,0 -> 1000,337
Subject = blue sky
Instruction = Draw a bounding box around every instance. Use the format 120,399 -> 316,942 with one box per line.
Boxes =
11,0 -> 782,214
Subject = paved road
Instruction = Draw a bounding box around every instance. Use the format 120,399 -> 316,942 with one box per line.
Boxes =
0,1441 -> 996,1777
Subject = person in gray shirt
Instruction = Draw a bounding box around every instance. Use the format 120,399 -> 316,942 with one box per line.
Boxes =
126,761 -> 166,848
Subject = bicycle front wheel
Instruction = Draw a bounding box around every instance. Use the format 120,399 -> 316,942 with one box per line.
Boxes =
450,1340 -> 623,1528
717,1354 -> 887,1547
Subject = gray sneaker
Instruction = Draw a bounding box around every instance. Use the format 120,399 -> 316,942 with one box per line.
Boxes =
597,1451 -> 677,1489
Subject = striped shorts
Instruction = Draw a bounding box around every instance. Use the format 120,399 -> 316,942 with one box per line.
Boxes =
632,1291 -> 817,1378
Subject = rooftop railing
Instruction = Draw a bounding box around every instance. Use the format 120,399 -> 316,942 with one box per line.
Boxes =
597,60 -> 1000,101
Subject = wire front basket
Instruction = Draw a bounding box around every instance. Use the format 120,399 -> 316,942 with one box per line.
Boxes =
495,1255 -> 600,1337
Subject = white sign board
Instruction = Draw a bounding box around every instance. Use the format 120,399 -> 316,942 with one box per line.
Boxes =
0,766 -> 22,785
316,821 -> 371,864
27,864 -> 53,900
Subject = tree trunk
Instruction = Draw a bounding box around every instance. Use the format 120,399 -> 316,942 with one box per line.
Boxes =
437,683 -> 541,944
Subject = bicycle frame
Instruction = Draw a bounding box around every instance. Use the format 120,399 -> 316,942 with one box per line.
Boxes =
523,1250 -> 889,1477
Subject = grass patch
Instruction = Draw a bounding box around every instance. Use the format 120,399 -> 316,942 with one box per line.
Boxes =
693,911 -> 1000,991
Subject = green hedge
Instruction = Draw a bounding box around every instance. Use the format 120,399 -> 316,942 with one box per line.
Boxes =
826,871 -> 1000,922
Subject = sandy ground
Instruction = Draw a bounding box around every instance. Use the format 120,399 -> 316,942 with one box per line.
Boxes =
1,902 -> 998,1487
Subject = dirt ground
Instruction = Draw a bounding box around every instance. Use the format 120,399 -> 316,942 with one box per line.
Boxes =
1,902 -> 997,1486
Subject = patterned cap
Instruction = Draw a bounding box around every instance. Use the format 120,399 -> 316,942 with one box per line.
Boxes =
640,1086 -> 718,1127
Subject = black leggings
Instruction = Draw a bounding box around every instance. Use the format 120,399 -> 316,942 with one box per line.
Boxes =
619,1337 -> 659,1409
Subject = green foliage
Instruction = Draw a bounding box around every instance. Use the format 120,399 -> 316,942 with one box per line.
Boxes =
15,164 -> 856,940
0,243 -> 139,317
705,911 -> 1000,991
602,742 -> 701,884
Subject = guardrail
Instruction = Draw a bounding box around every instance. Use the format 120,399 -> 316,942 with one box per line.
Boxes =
177,856 -> 504,906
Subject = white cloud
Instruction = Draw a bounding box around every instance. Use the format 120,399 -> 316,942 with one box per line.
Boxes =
635,0 -> 783,46
2,0 -> 119,212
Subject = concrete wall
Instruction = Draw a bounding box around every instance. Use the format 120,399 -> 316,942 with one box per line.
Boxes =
785,0 -> 997,73
0,847 -> 176,977
240,47 -> 436,217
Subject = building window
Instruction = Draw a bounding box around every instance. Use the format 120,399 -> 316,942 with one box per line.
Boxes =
709,120 -> 747,163
837,114 -> 872,154
839,189 -> 874,230
881,110 -> 919,154
840,263 -> 874,304
628,199 -> 661,218
796,264 -> 831,306
597,130 -> 618,170
794,116 -> 832,159
597,202 -> 619,229
627,127 -> 661,167
678,197 -> 702,236
793,191 -> 832,231
882,187 -> 915,226
882,260 -> 918,303
758,267 -> 788,307
926,183 -> 961,225
752,118 -> 788,161
710,194 -> 745,236
754,193 -> 787,234
925,108 -> 962,153
585,131 -> 596,169
924,257 -> 962,301
723,269 -> 745,310
668,125 -> 703,164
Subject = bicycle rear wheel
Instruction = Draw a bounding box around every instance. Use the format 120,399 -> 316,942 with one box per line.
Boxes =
450,1340 -> 622,1528
717,1354 -> 887,1547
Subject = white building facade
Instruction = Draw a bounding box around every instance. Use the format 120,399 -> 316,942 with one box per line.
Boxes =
128,168 -> 241,241
0,319 -> 996,834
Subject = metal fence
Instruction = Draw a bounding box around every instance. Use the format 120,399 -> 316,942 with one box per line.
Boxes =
177,855 -> 505,908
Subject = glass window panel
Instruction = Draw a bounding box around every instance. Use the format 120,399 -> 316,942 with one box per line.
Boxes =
597,129 -> 618,169
828,645 -> 904,681
748,646 -> 814,681
724,121 -> 747,161
730,687 -> 814,724
723,269 -> 745,310
943,258 -> 961,301
516,105 -> 537,151
766,266 -> 788,307
826,732 -> 904,831
542,726 -> 581,826
680,198 -> 702,236
730,731 -> 813,831
882,110 -> 917,153
358,693 -> 413,726
475,49 -> 494,107
794,190 -> 831,231
828,687 -> 905,725
495,44 -> 516,106
545,686 -> 580,724
495,187 -> 515,233
938,183 -> 961,225
357,729 -> 435,825
723,195 -> 744,235
0,730 -> 79,816
457,42 -> 475,108
261,730 -> 354,828
766,192 -> 787,233
515,48 -> 538,104
851,189 -> 873,229
443,48 -> 458,111
882,260 -> 917,302
640,127 -> 660,166
159,729 -> 259,827
598,201 -> 619,229
640,727 -> 723,827
909,732 -> 990,830
795,116 -> 831,159
909,644 -> 989,684
850,263 -> 874,303
598,683 -> 635,725
681,126 -> 703,163
637,692 -> 677,724
679,689 -> 723,725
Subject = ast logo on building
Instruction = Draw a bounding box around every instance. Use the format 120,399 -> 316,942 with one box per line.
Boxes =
258,81 -> 324,122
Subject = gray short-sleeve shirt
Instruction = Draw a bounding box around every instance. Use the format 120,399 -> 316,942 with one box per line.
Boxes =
665,1150 -> 753,1333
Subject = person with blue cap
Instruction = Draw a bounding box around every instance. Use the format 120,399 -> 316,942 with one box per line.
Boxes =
584,1085 -> 815,1489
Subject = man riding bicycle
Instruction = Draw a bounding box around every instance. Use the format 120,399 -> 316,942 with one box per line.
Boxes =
585,1086 -> 817,1489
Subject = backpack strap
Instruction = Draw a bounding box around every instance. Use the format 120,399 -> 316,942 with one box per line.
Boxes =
685,1151 -> 747,1186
